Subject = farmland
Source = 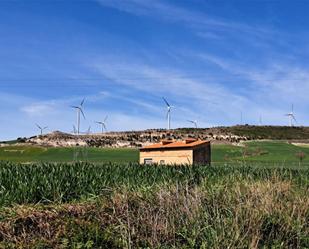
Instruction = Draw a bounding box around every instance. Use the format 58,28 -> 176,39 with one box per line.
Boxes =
0,163 -> 308,248
0,146 -> 138,163
1,141 -> 309,166
0,141 -> 308,248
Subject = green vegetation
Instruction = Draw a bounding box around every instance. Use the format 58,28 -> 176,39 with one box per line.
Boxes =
0,146 -> 138,163
0,162 -> 308,248
213,141 -> 309,167
0,141 -> 308,248
228,125 -> 309,140
177,125 -> 309,140
1,141 -> 309,166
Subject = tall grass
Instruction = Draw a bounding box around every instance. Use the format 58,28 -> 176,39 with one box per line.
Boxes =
0,161 -> 308,206
0,162 -> 308,248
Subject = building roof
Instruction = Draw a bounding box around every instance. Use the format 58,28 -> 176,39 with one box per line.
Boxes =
140,139 -> 210,151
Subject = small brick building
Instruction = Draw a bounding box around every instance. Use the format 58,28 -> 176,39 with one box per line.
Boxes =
139,139 -> 211,165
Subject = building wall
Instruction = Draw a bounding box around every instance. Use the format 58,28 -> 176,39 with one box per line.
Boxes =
140,149 -> 193,165
193,143 -> 211,165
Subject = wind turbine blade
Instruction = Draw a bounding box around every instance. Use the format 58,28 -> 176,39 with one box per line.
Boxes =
81,98 -> 85,106
103,123 -> 107,131
80,108 -> 86,119
70,105 -> 79,109
162,97 -> 170,107
36,124 -> 41,129
104,116 -> 108,122
292,115 -> 297,123
43,126 -> 48,130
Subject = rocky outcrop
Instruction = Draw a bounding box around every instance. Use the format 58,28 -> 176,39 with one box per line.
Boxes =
26,129 -> 248,148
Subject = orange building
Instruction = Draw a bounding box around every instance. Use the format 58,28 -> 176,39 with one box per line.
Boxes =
139,139 -> 211,165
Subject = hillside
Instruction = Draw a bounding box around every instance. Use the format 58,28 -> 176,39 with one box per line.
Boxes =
22,128 -> 247,147
226,125 -> 309,140
3,125 -> 309,148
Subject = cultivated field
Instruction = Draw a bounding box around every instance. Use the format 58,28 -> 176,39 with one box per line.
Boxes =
0,163 -> 308,248
0,147 -> 138,163
1,141 -> 309,166
0,141 -> 308,248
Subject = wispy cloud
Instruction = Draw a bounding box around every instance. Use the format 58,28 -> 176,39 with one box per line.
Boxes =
194,52 -> 309,124
19,91 -> 110,117
199,52 -> 309,101
97,0 -> 279,44
87,43 -> 309,126
21,103 -> 56,116
88,58 -> 261,124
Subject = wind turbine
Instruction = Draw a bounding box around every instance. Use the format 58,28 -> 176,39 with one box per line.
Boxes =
285,104 -> 297,127
259,115 -> 263,126
95,116 -> 108,133
71,98 -> 86,135
163,97 -> 173,130
240,111 -> 243,125
187,120 -> 198,128
36,124 -> 48,136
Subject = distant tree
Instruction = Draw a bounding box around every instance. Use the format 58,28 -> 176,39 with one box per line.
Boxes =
295,151 -> 306,166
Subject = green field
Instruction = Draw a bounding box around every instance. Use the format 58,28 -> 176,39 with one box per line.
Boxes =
212,141 -> 309,166
1,141 -> 309,166
1,141 -> 308,248
0,163 -> 308,248
0,146 -> 138,163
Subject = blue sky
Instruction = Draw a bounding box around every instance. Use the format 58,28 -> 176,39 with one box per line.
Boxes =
1,0 -> 309,140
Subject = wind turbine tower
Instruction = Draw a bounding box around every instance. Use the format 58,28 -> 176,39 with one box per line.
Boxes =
240,111 -> 243,125
285,104 -> 297,127
259,115 -> 263,126
71,98 -> 86,135
163,97 -> 173,130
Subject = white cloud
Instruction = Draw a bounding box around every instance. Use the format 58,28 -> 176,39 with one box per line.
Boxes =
199,53 -> 309,102
21,103 -> 56,116
89,59 -> 255,124
96,0 -> 279,44
193,52 -> 309,125
85,43 -> 309,126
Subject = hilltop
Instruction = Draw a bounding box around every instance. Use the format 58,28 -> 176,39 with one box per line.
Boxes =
3,125 -> 309,148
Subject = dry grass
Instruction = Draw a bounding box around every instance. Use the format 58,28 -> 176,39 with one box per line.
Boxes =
0,176 -> 308,249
